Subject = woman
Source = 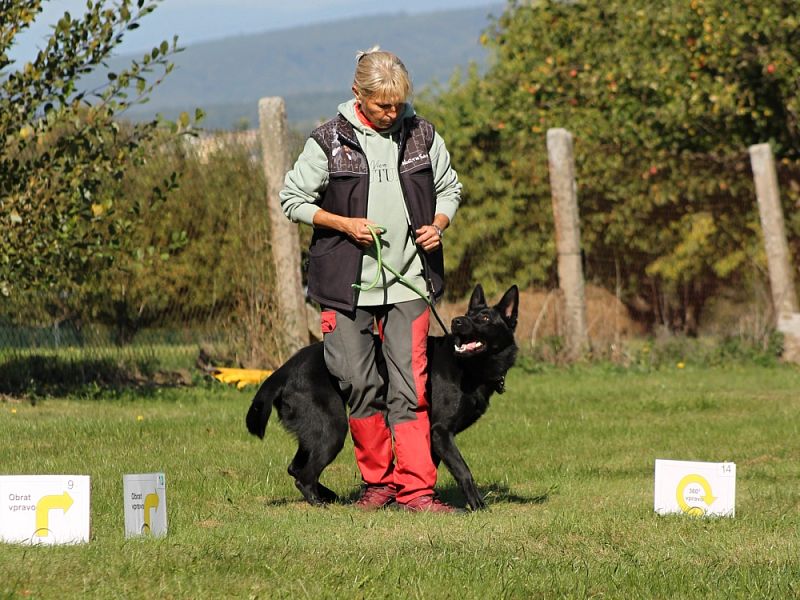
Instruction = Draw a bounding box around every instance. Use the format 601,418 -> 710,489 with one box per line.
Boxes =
280,47 -> 461,512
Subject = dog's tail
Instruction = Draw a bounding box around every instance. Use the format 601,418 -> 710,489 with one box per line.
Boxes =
245,378 -> 279,439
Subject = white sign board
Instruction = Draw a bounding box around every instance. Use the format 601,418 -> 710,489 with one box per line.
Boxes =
654,459 -> 736,517
123,473 -> 167,538
0,475 -> 91,544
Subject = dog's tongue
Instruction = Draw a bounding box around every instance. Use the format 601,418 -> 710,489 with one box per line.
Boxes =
455,340 -> 483,353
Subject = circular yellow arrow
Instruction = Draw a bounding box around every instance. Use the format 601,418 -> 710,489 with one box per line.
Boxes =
676,474 -> 717,516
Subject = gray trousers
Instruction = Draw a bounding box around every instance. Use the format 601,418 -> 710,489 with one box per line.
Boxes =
321,299 -> 430,426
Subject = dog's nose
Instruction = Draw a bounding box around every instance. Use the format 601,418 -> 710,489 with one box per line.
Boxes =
452,317 -> 465,329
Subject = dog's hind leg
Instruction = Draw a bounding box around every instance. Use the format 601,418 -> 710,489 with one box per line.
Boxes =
430,423 -> 486,510
289,426 -> 346,506
288,445 -> 328,506
288,446 -> 327,506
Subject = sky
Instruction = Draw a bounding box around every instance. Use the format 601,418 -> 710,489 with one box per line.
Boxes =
10,0 -> 498,61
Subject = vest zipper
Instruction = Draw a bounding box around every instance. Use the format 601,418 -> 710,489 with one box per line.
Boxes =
395,124 -> 435,300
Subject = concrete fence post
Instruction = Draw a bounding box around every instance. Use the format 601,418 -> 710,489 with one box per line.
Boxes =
748,142 -> 800,362
258,97 -> 307,356
546,128 -> 589,359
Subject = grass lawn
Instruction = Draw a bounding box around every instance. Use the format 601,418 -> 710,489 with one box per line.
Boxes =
1,363 -> 799,598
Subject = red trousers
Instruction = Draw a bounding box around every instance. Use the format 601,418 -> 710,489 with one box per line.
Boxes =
349,410 -> 437,504
322,299 -> 437,504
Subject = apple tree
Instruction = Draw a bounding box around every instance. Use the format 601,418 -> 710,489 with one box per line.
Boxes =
422,0 -> 800,333
1,0 -> 193,297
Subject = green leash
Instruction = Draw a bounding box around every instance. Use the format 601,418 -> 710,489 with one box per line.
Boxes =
352,224 -> 450,335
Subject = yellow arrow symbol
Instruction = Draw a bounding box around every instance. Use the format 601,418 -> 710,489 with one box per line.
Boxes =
676,474 -> 717,516
35,492 -> 74,537
143,493 -> 159,533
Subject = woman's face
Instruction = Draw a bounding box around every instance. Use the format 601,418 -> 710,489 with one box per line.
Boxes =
356,91 -> 405,130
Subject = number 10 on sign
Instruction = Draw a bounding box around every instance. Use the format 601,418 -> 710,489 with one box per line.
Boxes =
123,473 -> 167,538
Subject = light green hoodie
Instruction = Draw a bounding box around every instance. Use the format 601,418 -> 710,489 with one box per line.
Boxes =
280,99 -> 461,306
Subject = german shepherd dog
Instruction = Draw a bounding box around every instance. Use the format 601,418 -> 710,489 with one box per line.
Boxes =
245,284 -> 519,510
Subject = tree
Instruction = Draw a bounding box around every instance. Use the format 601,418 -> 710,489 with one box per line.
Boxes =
82,139 -> 269,345
420,0 -> 800,333
1,0 -> 196,296
0,134 -> 283,366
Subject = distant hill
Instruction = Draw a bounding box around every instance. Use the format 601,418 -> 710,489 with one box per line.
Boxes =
104,6 -> 501,130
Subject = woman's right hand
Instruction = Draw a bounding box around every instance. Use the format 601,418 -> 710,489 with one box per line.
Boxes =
312,210 -> 381,247
342,217 -> 383,247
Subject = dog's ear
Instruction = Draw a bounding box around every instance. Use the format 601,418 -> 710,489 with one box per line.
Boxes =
468,283 -> 487,312
495,285 -> 519,330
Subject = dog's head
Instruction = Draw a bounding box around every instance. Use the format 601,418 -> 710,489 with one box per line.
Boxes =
451,284 -> 519,359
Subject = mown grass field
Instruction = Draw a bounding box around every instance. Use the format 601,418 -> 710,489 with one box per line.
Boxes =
1,363 -> 799,599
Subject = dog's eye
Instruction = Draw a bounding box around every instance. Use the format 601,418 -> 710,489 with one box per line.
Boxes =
478,314 -> 490,322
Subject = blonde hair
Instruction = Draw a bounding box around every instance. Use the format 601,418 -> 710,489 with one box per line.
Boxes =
353,46 -> 412,101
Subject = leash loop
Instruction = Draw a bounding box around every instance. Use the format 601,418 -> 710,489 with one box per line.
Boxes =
352,225 -> 450,335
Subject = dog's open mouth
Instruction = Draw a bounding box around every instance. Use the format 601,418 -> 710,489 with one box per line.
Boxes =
454,338 -> 486,355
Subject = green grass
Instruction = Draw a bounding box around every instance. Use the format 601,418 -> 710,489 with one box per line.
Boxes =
0,344 -> 202,396
1,364 -> 799,598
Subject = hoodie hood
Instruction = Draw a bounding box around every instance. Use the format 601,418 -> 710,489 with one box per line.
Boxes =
338,98 -> 416,137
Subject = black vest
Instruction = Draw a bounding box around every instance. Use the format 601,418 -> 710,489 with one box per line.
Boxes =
306,114 -> 445,311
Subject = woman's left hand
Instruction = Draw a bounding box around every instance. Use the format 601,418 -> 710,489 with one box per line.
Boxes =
414,224 -> 443,253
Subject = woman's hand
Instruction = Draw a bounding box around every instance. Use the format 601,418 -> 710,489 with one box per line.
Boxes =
312,210 -> 381,247
344,218 -> 383,247
414,225 -> 442,253
415,215 -> 449,253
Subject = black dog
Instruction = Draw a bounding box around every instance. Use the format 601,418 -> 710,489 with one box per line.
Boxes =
245,284 -> 519,510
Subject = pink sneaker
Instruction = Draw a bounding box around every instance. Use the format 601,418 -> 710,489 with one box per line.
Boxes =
354,485 -> 396,510
398,495 -> 463,513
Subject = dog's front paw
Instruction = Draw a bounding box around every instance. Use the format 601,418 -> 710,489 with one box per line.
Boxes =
317,484 -> 338,504
468,496 -> 487,511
